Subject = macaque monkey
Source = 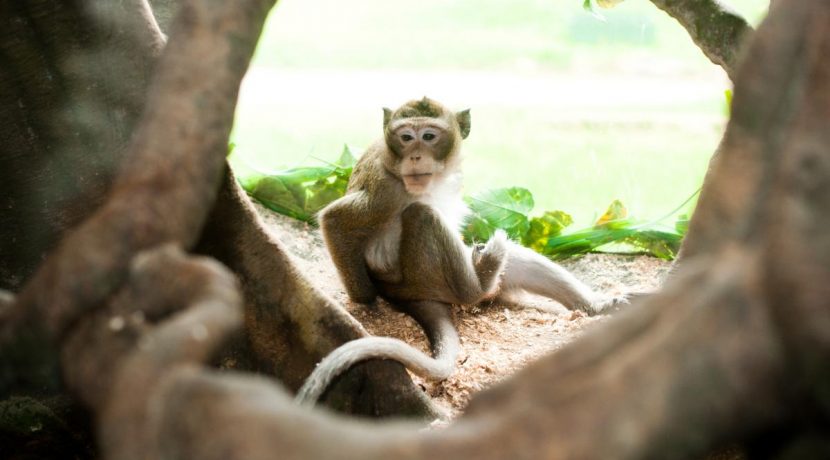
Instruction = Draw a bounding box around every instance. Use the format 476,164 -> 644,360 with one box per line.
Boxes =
296,97 -> 621,406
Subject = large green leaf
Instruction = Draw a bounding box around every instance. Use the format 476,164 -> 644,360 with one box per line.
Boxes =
463,187 -> 534,241
241,145 -> 357,223
249,176 -> 310,221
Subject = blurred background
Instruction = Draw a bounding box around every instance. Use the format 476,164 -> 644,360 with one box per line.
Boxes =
230,0 -> 768,227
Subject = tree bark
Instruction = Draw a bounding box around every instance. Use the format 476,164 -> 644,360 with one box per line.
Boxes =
67,0 -> 829,458
0,0 -> 165,292
1,0 -> 438,456
648,0 -> 754,81
5,0 -> 830,458
148,0 -> 178,32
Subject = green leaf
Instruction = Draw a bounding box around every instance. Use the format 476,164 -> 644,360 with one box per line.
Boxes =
594,199 -> 630,229
249,176 -> 311,221
278,166 -> 340,184
544,227 -> 630,258
522,210 -> 574,251
236,173 -> 264,191
462,214 -> 496,243
305,176 -> 350,216
624,230 -> 682,260
250,176 -> 297,207
463,187 -> 534,241
240,146 -> 358,224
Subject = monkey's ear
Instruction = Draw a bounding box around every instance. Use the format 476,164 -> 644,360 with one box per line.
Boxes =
383,108 -> 393,129
456,109 -> 471,139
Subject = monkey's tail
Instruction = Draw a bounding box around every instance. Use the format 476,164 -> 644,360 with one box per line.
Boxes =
294,300 -> 459,406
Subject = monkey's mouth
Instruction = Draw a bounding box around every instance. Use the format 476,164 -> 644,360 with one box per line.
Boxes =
404,173 -> 433,179
402,173 -> 433,191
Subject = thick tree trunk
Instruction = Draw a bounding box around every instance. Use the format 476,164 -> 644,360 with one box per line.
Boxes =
0,1 -> 164,291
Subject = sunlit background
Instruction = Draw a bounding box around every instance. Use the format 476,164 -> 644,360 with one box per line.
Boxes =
230,0 -> 768,227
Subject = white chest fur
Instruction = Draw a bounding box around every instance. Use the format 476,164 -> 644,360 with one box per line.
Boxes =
365,172 -> 468,280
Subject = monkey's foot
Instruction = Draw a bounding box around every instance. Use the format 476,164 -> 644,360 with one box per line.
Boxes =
472,230 -> 508,266
472,230 -> 509,297
584,293 -> 630,315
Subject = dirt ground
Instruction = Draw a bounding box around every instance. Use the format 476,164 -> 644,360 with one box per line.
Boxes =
254,203 -> 672,417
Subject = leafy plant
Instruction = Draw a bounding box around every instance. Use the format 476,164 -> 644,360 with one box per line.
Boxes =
462,189 -> 688,260
238,145 -> 356,223
463,187 -> 534,241
240,148 -> 692,260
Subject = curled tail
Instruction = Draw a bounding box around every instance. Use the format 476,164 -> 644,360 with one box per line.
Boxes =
295,300 -> 459,407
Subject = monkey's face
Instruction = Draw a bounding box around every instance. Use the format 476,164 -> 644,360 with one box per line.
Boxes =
386,119 -> 456,196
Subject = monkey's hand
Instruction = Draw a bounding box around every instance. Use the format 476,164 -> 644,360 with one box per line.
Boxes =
324,236 -> 378,305
345,281 -> 378,305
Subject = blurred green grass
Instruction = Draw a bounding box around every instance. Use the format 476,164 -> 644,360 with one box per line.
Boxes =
230,0 -> 768,227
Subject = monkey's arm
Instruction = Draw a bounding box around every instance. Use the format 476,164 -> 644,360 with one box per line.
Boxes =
318,191 -> 384,304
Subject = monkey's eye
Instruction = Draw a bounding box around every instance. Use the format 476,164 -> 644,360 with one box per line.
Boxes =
422,133 -> 436,141
401,134 -> 414,142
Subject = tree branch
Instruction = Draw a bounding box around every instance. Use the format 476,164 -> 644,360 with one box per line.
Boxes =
649,0 -> 754,81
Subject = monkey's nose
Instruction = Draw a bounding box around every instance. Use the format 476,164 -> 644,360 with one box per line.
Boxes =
410,155 -> 421,161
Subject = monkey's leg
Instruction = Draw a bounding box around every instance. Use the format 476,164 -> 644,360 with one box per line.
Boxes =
390,202 -> 506,305
294,300 -> 458,407
500,241 -> 619,314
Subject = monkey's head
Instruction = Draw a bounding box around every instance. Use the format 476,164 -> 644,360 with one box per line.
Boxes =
382,97 -> 471,196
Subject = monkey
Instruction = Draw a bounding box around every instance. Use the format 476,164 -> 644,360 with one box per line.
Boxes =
295,97 -> 622,406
